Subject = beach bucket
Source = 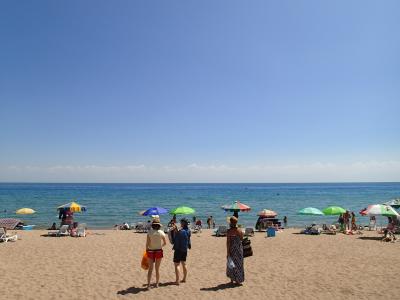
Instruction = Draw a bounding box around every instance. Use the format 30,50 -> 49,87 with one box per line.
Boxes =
266,227 -> 276,237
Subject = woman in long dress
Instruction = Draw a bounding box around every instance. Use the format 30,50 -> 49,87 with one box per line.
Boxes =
226,216 -> 244,284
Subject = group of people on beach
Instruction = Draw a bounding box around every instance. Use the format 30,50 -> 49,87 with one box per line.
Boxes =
144,215 -> 245,289
338,211 -> 358,232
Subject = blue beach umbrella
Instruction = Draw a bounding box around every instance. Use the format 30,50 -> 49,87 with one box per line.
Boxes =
141,207 -> 168,216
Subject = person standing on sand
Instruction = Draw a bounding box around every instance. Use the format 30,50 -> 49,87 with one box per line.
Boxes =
172,218 -> 191,284
207,216 -> 212,229
226,216 -> 244,285
344,211 -> 350,231
146,218 -> 167,289
351,212 -> 357,231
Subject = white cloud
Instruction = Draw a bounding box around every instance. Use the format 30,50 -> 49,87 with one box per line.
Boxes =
0,160 -> 399,182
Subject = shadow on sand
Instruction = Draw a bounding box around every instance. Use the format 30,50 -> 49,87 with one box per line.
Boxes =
358,236 -> 382,241
117,282 -> 177,295
200,282 -> 242,291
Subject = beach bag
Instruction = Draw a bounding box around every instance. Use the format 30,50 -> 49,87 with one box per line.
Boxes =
242,237 -> 253,258
227,256 -> 236,269
141,251 -> 149,270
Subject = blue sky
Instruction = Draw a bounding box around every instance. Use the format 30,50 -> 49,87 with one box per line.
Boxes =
0,1 -> 399,182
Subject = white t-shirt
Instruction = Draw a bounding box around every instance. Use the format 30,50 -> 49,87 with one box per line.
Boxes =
147,229 -> 166,250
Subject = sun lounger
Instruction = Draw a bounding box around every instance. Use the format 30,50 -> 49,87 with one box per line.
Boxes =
135,222 -> 146,233
215,225 -> 227,237
0,227 -> 18,242
48,225 -> 70,237
244,227 -> 255,237
76,223 -> 86,237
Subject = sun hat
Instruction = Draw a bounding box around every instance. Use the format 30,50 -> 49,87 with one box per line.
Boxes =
152,217 -> 162,226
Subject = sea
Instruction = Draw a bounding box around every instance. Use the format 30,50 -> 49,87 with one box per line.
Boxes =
0,182 -> 399,229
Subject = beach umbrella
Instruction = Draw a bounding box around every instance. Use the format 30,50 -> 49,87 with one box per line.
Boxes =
298,207 -> 324,216
57,201 -> 87,213
0,218 -> 22,230
322,206 -> 346,215
170,206 -> 195,215
382,198 -> 400,209
257,209 -> 277,217
16,208 -> 36,215
141,207 -> 168,216
360,204 -> 399,217
221,201 -> 251,212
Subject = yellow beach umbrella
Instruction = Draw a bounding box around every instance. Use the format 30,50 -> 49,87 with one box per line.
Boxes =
57,201 -> 87,213
16,208 -> 36,215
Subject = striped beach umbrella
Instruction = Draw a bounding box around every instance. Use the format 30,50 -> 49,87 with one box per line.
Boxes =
360,204 -> 399,217
221,201 -> 251,212
298,207 -> 324,216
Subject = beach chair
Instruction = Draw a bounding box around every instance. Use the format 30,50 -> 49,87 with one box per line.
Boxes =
48,224 -> 70,237
0,227 -> 18,243
215,225 -> 227,237
135,222 -> 145,233
76,223 -> 86,237
244,227 -> 255,237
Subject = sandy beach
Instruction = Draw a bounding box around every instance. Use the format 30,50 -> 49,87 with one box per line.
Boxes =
1,228 -> 399,300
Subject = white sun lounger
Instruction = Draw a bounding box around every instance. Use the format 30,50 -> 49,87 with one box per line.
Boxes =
215,225 -> 228,237
48,224 -> 70,237
0,227 -> 18,243
76,223 -> 87,237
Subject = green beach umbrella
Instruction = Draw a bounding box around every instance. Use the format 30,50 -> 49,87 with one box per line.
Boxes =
170,206 -> 195,215
322,206 -> 346,215
298,207 -> 324,216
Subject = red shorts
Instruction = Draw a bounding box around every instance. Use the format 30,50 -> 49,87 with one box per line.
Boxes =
147,249 -> 163,260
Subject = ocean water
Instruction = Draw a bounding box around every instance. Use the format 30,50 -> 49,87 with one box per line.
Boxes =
0,182 -> 399,229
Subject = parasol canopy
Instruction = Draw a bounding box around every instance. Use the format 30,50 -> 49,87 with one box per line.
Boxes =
170,206 -> 195,215
298,207 -> 324,216
360,204 -> 399,217
57,201 -> 87,213
322,206 -> 346,215
141,207 -> 168,216
257,209 -> 277,217
0,218 -> 22,230
16,208 -> 36,215
221,201 -> 251,212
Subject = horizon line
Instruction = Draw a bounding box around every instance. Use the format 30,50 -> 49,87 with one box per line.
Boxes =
0,181 -> 399,185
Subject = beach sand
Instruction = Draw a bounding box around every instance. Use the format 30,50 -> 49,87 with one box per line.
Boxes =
1,228 -> 399,300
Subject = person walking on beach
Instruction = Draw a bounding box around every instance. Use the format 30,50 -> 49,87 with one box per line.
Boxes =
226,216 -> 244,285
172,218 -> 191,284
207,216 -> 212,229
146,218 -> 167,289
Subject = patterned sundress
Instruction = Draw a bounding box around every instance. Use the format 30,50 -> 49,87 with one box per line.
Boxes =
226,235 -> 244,283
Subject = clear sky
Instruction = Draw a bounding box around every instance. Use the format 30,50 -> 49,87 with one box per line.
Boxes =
0,1 -> 399,182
